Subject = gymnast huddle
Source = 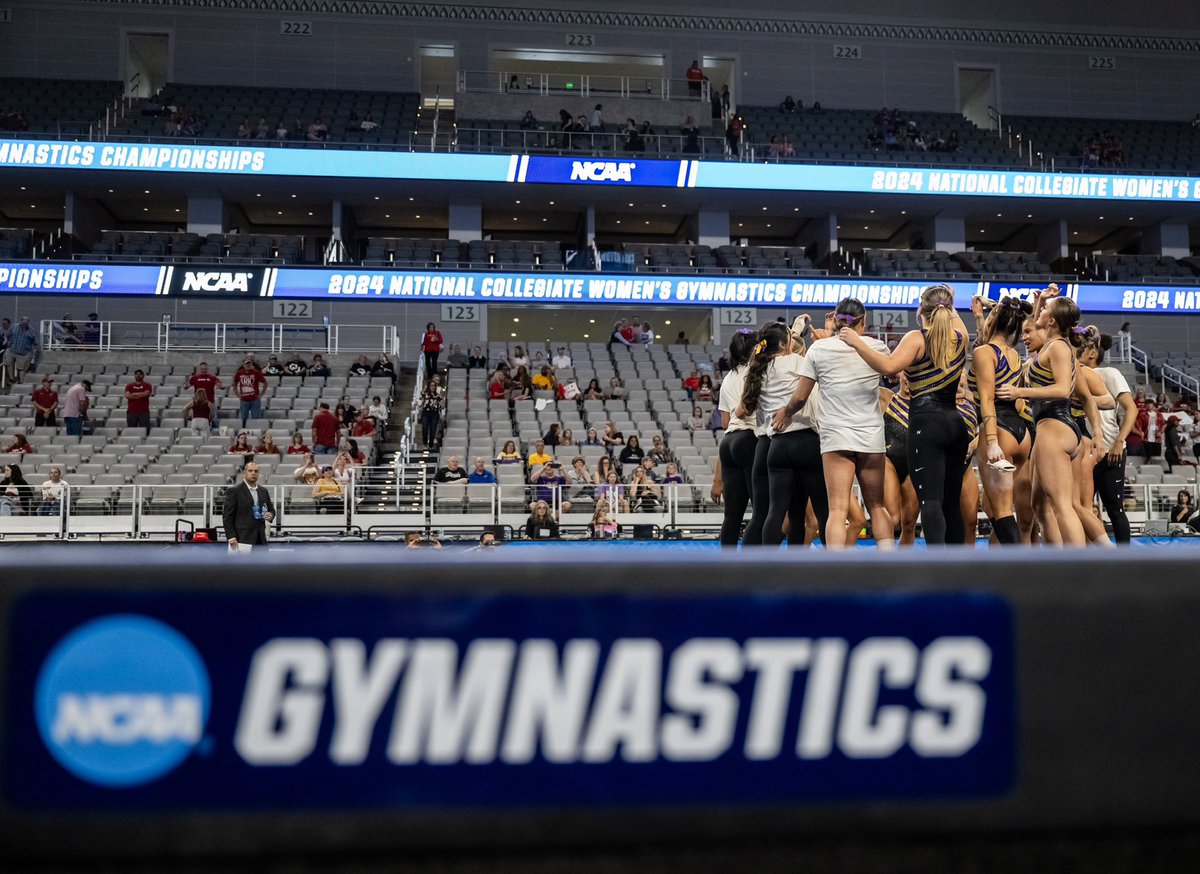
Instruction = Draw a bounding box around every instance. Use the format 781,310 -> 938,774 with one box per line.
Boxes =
714,283 -> 1136,547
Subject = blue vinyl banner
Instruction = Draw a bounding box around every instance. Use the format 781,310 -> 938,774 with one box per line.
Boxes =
3,590 -> 1015,809
2,138 -> 1199,202
2,262 -> 1199,313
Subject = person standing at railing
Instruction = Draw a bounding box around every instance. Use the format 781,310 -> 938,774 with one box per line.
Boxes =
3,316 -> 39,384
686,60 -> 704,98
419,375 -> 445,449
81,313 -> 101,347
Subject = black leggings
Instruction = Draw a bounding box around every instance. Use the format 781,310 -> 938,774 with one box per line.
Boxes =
764,429 -> 828,547
1093,452 -> 1131,544
741,436 -> 771,546
424,350 -> 439,376
718,429 -> 758,546
907,403 -> 970,545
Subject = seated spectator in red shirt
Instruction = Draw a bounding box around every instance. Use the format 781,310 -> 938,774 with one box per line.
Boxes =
287,433 -> 310,455
124,369 -> 154,433
351,411 -> 376,438
4,433 -> 33,454
346,439 -> 367,465
32,376 -> 59,427
682,370 -> 701,398
256,432 -> 283,457
229,432 -> 255,455
312,402 -> 342,454
489,369 -> 510,400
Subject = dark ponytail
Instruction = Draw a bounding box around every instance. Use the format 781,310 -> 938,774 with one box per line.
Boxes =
740,322 -> 790,415
979,295 -> 1032,346
1096,333 -> 1114,365
728,329 -> 758,369
1047,298 -> 1084,347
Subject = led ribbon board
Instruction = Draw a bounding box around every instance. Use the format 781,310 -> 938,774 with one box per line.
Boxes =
2,139 -> 1199,202
3,263 -> 1198,313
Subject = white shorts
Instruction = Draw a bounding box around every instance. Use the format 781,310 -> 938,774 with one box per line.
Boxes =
819,423 -> 886,455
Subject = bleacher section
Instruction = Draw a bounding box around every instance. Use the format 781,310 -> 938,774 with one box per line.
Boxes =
737,107 -> 1018,166
0,354 -> 393,518
112,83 -> 421,145
361,238 -> 564,270
0,229 -> 34,260
435,342 -> 723,513
0,78 -> 121,134
624,243 -> 822,276
1093,254 -> 1200,282
454,119 -> 726,157
861,249 -> 1071,280
1007,115 -> 1200,172
90,230 -> 305,263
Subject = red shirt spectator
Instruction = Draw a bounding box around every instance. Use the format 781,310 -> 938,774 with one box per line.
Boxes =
287,434 -> 310,455
351,415 -> 376,438
32,379 -> 58,420
188,362 -> 223,403
620,324 -> 636,344
311,404 -> 341,451
421,328 -> 444,353
682,372 -> 701,394
234,363 -> 267,401
4,434 -> 33,453
124,374 -> 153,415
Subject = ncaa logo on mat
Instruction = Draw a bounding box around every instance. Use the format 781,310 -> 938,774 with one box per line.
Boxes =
35,615 -> 210,787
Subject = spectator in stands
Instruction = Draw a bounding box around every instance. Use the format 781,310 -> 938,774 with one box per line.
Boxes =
525,501 -> 561,539
601,422 -> 625,456
583,427 -> 602,447
468,346 -> 487,369
781,95 -> 796,113
686,60 -> 704,98
421,323 -> 444,375
662,462 -> 684,484
81,313 -> 100,346
360,114 -> 379,132
559,109 -> 575,148
697,374 -> 715,402
687,405 -> 707,432
255,117 -> 269,139
1117,323 -> 1132,352
124,369 -> 154,433
433,455 -> 468,485
346,439 -> 367,465
1170,490 -> 1194,525
588,499 -> 619,539
63,379 -> 91,437
1139,402 -> 1166,459
510,367 -> 533,403
59,315 -> 80,344
628,465 -> 661,511
0,464 -> 31,516
683,369 -> 701,399
4,316 -> 39,383
349,355 -> 371,376
489,369 -> 510,401
531,460 -> 571,514
4,433 -> 32,454
593,455 -> 617,485
637,456 -> 660,482
543,424 -> 562,448
183,388 -> 213,435
623,118 -> 646,153
284,353 -> 307,378
275,119 -> 289,141
447,344 -> 469,368
32,376 -> 58,428
681,116 -> 701,155
229,432 -> 255,456
288,433 -> 310,455
497,440 -> 522,465
312,402 -> 342,455
618,435 -> 645,468
263,356 -> 286,377
256,432 -> 283,458
509,345 -> 531,372
367,393 -> 389,426
607,376 -> 626,400
188,362 -> 223,425
237,118 -> 252,138
308,354 -> 331,378
36,467 -> 67,516
560,429 -> 575,447
779,136 -> 795,158
519,110 -> 538,130
583,378 -> 605,401
419,375 -> 445,448
233,357 -> 268,427
351,411 -> 376,438
590,104 -> 604,132
648,434 -> 675,466
1164,417 -> 1192,472
307,118 -> 329,141
293,452 -> 320,484
725,115 -> 744,153
551,346 -> 572,369
312,466 -> 343,513
371,353 -> 396,381
597,469 -> 629,513
468,457 -> 496,484
533,365 -> 557,392
528,440 -> 552,470
637,321 -> 655,344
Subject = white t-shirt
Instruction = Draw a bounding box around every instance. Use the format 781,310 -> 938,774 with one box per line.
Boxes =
1096,367 -> 1130,449
41,479 -> 67,501
717,364 -> 755,433
750,353 -> 821,436
798,335 -> 889,453
552,354 -> 572,369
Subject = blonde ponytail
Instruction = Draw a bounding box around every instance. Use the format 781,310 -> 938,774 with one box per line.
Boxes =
919,285 -> 958,372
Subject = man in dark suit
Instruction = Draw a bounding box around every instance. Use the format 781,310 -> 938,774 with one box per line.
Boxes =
222,461 -> 275,551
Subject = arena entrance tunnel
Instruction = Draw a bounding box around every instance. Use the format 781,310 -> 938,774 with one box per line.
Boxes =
2,546 -> 1199,869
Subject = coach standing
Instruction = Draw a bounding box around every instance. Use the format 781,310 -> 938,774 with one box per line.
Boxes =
4,316 -> 39,384
222,461 -> 276,551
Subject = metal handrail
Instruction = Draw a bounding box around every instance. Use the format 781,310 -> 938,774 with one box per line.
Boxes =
38,319 -> 396,355
458,70 -> 709,103
6,477 -> 1186,541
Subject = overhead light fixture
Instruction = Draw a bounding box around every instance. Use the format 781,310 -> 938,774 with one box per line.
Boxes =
516,200 -> 521,204
996,213 -> 1002,217
374,196 -> 380,200
583,333 -> 589,338
900,210 -> 906,215
549,200 -> 555,205
664,320 -> 671,325
510,332 -> 517,337
869,209 -> 875,214
308,211 -> 314,216
589,319 -> 595,324
256,193 -> 262,197
513,317 -> 520,323
414,214 -> 420,219
291,194 -> 297,198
